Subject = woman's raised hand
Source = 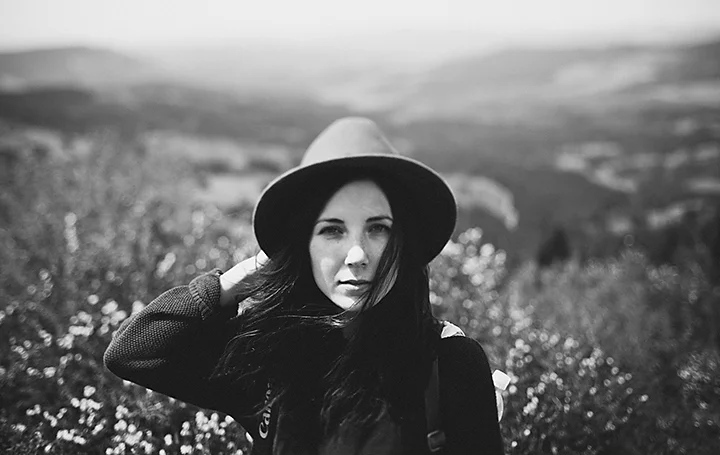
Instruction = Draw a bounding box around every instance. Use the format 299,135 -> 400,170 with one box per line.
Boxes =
218,251 -> 268,308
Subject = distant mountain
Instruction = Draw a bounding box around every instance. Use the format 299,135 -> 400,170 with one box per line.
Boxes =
0,43 -> 420,100
0,47 -> 164,91
348,38 -> 720,120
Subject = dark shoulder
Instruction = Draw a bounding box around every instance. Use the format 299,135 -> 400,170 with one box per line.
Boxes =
437,336 -> 493,389
436,336 -> 505,454
438,336 -> 490,366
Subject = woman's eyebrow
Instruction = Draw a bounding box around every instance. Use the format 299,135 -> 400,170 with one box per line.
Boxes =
367,216 -> 393,223
315,217 -> 344,225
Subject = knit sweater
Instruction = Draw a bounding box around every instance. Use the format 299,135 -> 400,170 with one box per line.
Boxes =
104,270 -> 505,455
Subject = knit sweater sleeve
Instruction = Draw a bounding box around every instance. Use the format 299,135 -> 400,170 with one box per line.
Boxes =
104,269 -> 255,414
439,336 -> 505,455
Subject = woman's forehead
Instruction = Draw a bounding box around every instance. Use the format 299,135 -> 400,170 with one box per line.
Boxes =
317,179 -> 392,219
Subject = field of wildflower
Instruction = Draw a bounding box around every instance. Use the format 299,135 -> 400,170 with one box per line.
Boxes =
1,134 -> 719,454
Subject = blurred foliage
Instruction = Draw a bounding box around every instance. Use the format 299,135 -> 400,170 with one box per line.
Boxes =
1,134 -> 719,454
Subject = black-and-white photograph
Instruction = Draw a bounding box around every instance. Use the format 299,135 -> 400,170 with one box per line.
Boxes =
1,1 -> 719,453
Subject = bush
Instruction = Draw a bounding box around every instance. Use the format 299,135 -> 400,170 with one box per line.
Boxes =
1,134 -> 256,454
430,234 -> 650,454
477,253 -> 718,453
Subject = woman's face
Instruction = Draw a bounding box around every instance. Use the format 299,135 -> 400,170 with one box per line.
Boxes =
309,179 -> 395,312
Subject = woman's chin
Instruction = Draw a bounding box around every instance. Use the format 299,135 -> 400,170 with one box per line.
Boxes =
331,296 -> 365,313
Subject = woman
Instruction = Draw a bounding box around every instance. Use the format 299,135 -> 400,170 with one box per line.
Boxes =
104,117 -> 504,454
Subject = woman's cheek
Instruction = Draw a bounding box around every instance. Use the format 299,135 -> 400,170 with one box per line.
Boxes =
320,255 -> 341,283
371,239 -> 389,264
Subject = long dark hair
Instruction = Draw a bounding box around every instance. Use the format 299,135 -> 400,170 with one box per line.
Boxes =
213,170 -> 441,448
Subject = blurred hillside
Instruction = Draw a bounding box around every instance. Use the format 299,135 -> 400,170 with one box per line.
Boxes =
366,39 -> 720,117
1,37 -> 719,263
0,47 -> 166,91
3,38 -> 719,107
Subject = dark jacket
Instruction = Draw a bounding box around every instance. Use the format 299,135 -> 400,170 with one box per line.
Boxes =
104,269 -> 504,454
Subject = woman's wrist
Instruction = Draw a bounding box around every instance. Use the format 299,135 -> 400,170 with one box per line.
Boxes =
218,252 -> 267,308
218,273 -> 240,309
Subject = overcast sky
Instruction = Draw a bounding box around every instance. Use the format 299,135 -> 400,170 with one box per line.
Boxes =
1,0 -> 719,50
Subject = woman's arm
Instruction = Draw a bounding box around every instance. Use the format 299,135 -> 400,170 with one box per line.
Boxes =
439,336 -> 505,454
104,253 -> 267,414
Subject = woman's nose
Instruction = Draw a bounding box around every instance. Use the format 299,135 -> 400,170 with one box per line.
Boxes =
345,244 -> 368,267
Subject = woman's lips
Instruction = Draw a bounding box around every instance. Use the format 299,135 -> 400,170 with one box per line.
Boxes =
340,280 -> 370,286
338,280 -> 370,294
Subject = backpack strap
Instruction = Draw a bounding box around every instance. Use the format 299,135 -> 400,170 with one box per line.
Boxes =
425,321 -> 464,453
425,356 -> 445,453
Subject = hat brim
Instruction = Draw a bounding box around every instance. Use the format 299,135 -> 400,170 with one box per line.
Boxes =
253,154 -> 457,264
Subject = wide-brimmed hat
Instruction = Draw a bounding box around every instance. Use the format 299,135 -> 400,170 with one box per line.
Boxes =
252,117 -> 457,264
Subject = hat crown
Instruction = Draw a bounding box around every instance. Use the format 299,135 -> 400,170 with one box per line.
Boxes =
301,117 -> 399,166
253,116 -> 457,263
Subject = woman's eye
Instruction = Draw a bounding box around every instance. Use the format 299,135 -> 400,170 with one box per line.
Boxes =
369,224 -> 391,234
318,225 -> 343,236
